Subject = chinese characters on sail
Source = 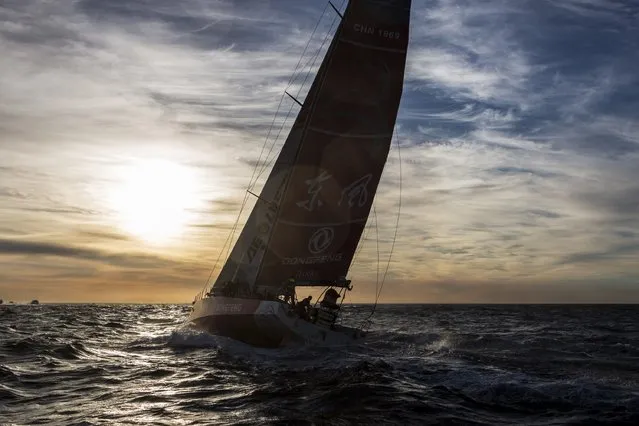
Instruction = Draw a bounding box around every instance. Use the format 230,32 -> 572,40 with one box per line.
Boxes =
296,170 -> 373,212
296,170 -> 331,211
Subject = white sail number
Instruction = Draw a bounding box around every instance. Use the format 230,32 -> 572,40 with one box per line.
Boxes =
353,24 -> 401,39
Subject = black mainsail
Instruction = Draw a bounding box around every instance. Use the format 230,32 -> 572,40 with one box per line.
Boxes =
212,0 -> 411,294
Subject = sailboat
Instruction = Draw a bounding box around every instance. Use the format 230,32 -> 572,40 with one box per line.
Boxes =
189,0 -> 411,348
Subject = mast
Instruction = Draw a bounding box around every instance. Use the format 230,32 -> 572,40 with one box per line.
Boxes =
212,0 -> 411,294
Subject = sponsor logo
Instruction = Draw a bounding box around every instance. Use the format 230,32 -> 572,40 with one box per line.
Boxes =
282,253 -> 343,265
308,227 -> 334,254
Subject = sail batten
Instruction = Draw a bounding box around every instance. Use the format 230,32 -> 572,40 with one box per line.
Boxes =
339,38 -> 408,53
307,127 -> 394,138
212,0 -> 411,293
279,218 -> 369,227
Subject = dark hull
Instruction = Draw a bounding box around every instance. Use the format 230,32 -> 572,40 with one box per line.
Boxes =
189,297 -> 364,348
190,313 -> 292,348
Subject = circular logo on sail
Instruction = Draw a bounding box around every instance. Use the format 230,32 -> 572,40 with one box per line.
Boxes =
308,227 -> 334,254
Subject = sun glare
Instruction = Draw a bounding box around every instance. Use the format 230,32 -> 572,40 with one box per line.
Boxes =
110,159 -> 202,244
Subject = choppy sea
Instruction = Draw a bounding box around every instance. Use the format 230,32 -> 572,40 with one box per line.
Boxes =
1,304 -> 638,425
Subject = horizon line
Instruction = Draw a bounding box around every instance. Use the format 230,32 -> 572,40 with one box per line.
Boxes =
2,301 -> 638,306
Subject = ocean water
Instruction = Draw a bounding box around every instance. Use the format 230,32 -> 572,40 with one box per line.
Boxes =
1,304 -> 638,425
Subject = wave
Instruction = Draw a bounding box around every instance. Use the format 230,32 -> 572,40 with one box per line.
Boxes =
1,304 -> 638,425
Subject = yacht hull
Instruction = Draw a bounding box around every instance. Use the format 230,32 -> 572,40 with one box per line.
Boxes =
188,296 -> 364,348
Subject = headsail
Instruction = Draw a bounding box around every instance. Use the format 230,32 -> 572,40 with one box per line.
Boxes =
212,0 -> 411,293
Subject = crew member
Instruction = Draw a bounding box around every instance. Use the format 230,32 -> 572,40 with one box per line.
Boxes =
320,288 -> 340,310
282,277 -> 296,305
295,296 -> 312,320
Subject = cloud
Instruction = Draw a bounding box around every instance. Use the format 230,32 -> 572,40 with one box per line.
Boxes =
75,229 -> 133,242
0,238 -> 187,269
405,0 -> 534,107
548,0 -> 639,22
0,0 -> 638,302
557,243 -> 639,266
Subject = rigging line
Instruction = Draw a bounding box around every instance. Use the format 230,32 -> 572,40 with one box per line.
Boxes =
328,1 -> 344,19
202,3 -> 335,290
352,220 -> 371,264
198,230 -> 231,298
369,129 -> 403,316
291,1 -> 343,102
201,1 -> 345,293
222,193 -> 249,258
249,2 -> 331,191
252,0 -> 345,183
358,203 -> 381,330
197,217 -> 240,298
252,31 -> 335,186
253,8 -> 347,286
252,5 -> 342,185
201,189 -> 253,295
230,2 -> 331,204
376,130 -> 403,300
229,2 -> 341,284
221,193 -> 251,272
250,2 -> 332,186
359,128 -> 403,325
373,204 -> 381,301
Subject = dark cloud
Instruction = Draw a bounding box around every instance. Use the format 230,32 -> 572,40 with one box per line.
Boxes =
490,167 -> 560,178
181,120 -> 276,135
556,242 -> 639,265
211,197 -> 243,213
23,207 -> 99,216
0,187 -> 29,199
576,186 -> 639,218
0,238 -> 178,269
0,238 -> 100,258
189,223 -> 235,230
616,231 -> 637,239
527,209 -> 563,219
425,245 -> 472,256
236,157 -> 273,169
560,131 -> 639,156
76,230 -> 132,242
76,0 -> 331,51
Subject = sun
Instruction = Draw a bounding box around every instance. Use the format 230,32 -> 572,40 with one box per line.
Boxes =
109,159 -> 202,244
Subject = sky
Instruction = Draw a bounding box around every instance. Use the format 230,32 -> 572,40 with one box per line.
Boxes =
1,0 -> 638,303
